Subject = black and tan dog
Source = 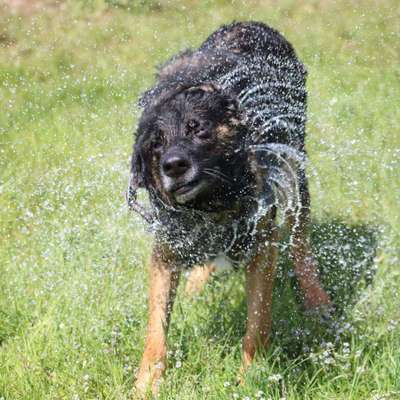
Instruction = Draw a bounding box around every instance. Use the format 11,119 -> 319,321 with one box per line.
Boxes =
128,21 -> 331,395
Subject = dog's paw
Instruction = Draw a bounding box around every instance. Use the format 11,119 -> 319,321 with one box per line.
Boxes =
135,361 -> 165,398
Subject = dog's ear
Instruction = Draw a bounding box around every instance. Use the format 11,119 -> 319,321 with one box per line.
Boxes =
126,142 -> 155,224
127,143 -> 144,208
186,83 -> 239,110
186,82 -> 220,95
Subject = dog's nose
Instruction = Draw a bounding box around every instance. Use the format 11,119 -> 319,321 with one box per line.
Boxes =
162,155 -> 190,178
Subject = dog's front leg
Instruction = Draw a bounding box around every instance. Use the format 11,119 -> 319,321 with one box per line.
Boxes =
287,211 -> 331,310
242,222 -> 278,370
136,246 -> 180,396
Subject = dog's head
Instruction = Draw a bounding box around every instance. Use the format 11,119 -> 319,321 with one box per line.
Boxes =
129,83 -> 252,212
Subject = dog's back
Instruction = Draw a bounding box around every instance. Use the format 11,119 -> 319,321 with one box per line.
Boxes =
143,22 -> 307,150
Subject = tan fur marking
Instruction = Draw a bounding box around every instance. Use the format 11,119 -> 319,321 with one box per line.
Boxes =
286,211 -> 331,310
215,124 -> 234,138
198,83 -> 217,92
241,213 -> 278,370
185,263 -> 215,296
135,246 -> 180,396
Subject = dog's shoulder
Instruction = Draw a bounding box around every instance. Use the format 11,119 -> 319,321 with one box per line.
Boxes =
200,21 -> 297,60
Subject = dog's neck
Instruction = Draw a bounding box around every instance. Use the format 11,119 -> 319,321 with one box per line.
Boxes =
151,189 -> 258,224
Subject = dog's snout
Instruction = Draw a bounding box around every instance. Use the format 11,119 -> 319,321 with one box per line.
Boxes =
162,154 -> 191,178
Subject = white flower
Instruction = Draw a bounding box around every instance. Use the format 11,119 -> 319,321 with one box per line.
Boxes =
267,373 -> 282,383
324,357 -> 335,365
329,97 -> 338,105
356,366 -> 365,374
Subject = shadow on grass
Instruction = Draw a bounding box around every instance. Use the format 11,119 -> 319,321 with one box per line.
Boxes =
272,219 -> 378,358
181,219 -> 378,359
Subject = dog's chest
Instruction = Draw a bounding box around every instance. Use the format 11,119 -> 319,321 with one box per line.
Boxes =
155,207 -> 259,268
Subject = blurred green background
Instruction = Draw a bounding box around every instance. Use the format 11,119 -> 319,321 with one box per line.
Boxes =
0,1 -> 399,399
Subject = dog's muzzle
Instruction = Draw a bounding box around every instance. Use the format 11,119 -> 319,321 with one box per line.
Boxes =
161,149 -> 207,204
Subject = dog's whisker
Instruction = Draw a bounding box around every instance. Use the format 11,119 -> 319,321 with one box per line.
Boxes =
203,168 -> 232,184
203,167 -> 232,180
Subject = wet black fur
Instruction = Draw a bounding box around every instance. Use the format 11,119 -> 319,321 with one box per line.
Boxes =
129,21 -> 308,267
132,84 -> 252,211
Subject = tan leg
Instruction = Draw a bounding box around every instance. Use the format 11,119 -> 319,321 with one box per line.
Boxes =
287,173 -> 331,310
135,247 -> 180,396
184,263 -> 215,296
290,232 -> 331,310
242,219 -> 278,370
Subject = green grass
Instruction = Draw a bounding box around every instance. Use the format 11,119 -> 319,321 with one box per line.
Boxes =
0,0 -> 399,399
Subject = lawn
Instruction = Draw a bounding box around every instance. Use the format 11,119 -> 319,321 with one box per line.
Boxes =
0,0 -> 399,399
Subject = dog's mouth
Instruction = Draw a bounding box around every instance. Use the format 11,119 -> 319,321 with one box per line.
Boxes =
171,179 -> 208,204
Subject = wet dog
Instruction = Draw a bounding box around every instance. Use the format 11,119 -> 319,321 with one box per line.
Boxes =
128,21 -> 331,395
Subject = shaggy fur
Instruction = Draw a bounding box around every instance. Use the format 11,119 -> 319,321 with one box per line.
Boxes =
129,21 -> 330,396
129,21 -> 308,267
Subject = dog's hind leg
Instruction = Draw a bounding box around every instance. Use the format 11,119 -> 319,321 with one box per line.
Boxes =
287,170 -> 331,310
135,246 -> 180,397
184,263 -> 215,296
242,215 -> 278,370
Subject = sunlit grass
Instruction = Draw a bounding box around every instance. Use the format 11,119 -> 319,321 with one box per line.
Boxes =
0,0 -> 399,398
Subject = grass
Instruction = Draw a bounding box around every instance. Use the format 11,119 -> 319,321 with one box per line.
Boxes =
0,0 -> 399,398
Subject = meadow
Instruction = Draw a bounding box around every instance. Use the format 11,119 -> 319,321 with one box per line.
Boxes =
0,0 -> 399,398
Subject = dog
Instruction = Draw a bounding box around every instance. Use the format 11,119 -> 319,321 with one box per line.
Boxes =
128,21 -> 331,395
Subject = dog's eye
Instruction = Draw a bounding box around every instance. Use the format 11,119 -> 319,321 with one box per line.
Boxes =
186,119 -> 211,139
186,119 -> 200,133
196,129 -> 211,139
